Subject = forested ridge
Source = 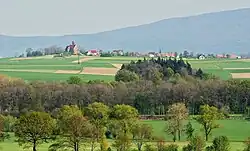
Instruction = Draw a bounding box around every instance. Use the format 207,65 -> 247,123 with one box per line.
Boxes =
0,57 -> 249,116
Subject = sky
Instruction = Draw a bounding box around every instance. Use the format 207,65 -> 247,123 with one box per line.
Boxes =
1,0 -> 250,36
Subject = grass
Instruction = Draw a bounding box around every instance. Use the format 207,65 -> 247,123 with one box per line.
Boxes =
2,56 -> 250,81
0,119 -> 248,151
0,71 -> 115,82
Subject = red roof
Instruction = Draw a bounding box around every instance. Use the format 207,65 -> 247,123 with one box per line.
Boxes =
88,50 -> 98,53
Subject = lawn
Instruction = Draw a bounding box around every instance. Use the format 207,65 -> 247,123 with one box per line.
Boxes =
0,71 -> 115,82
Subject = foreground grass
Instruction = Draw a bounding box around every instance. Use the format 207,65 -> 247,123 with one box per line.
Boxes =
0,119 -> 248,150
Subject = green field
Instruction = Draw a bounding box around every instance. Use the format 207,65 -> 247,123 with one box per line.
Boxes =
0,119 -> 249,151
1,56 -> 250,81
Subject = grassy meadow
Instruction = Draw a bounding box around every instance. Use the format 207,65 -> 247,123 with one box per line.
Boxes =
0,119 -> 249,151
0,56 -> 250,81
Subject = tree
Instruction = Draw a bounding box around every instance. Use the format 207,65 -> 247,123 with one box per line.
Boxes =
110,104 -> 139,135
14,112 -> 55,151
165,120 -> 178,142
112,134 -> 132,151
167,103 -> 189,141
49,115 -> 91,151
205,136 -> 230,151
85,102 -> 110,151
185,122 -> 195,141
115,69 -> 139,82
195,105 -> 224,141
131,123 -> 153,151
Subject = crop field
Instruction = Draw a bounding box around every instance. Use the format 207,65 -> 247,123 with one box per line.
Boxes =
0,119 -> 249,151
0,56 -> 250,81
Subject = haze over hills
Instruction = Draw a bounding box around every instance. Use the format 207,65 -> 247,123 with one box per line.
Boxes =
1,8 -> 250,57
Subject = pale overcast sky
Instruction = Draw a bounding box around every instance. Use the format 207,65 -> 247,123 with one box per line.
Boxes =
1,0 -> 250,36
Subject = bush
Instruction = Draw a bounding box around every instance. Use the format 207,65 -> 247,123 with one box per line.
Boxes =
163,144 -> 178,151
206,136 -> 230,151
144,144 -> 157,151
182,135 -> 205,151
3,115 -> 17,132
67,76 -> 83,84
243,137 -> 250,151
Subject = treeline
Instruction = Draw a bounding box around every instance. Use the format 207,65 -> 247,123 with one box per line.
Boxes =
1,103 -> 250,151
0,73 -> 250,116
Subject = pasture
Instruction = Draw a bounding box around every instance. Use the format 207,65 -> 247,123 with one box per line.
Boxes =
0,119 -> 249,151
0,56 -> 250,81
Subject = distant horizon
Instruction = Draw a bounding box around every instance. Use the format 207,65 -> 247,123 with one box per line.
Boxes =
1,0 -> 250,36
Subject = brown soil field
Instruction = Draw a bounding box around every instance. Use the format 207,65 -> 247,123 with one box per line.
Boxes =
231,73 -> 250,78
54,70 -> 80,74
80,67 -> 119,76
72,57 -> 99,63
224,68 -> 250,70
112,64 -> 122,69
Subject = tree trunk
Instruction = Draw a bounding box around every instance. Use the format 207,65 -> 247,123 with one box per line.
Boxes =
74,142 -> 79,151
33,140 -> 37,151
178,130 -> 181,141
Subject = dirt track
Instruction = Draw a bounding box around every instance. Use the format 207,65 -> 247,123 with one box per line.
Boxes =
80,67 -> 119,76
72,57 -> 99,63
112,64 -> 122,69
54,70 -> 80,74
224,68 -> 250,70
231,73 -> 250,78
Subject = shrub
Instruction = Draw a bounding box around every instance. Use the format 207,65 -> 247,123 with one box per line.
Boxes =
163,144 -> 178,151
182,135 -> 205,151
144,144 -> 157,151
206,136 -> 230,151
67,76 -> 83,84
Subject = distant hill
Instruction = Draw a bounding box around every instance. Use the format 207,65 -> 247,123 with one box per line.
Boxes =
1,8 -> 250,57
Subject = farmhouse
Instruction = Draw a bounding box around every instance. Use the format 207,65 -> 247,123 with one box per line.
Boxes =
87,49 -> 99,56
112,50 -> 124,56
198,54 -> 206,60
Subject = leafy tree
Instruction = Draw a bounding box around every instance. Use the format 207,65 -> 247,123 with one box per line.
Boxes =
131,123 -> 153,151
85,102 -> 110,150
14,112 -> 55,151
165,120 -> 178,142
49,115 -> 90,151
167,103 -> 189,141
0,115 -> 9,142
205,136 -> 230,151
185,122 -> 195,141
3,115 -> 17,132
67,76 -> 83,84
110,104 -> 139,135
115,69 -> 139,82
195,105 -> 224,141
112,134 -> 132,151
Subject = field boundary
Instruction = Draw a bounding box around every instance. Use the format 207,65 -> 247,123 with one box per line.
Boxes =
231,73 -> 250,78
80,67 -> 119,76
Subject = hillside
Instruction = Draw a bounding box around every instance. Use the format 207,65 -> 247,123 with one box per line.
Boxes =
1,8 -> 250,57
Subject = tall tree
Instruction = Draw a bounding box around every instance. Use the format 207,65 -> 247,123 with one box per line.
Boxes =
195,105 -> 224,141
14,112 -> 55,151
85,102 -> 110,151
131,123 -> 153,151
49,115 -> 91,151
167,103 -> 189,141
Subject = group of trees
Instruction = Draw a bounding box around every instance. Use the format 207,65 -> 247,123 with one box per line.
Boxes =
0,102 -> 249,151
1,68 -> 250,117
117,57 -> 212,82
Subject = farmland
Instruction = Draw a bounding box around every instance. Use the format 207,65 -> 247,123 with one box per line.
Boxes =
0,56 -> 250,81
